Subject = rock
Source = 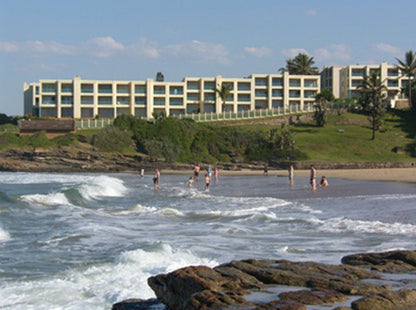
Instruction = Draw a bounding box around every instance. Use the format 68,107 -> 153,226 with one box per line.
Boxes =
278,289 -> 346,305
351,289 -> 416,310
112,298 -> 165,310
254,300 -> 307,310
342,250 -> 416,273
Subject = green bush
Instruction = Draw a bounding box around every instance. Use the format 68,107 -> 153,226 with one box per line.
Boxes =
92,126 -> 134,152
20,131 -> 52,148
51,134 -> 76,146
0,133 -> 21,149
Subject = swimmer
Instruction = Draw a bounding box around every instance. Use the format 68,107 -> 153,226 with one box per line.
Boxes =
320,176 -> 328,187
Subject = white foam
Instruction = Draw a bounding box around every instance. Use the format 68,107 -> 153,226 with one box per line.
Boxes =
0,244 -> 217,310
20,192 -> 72,206
0,227 -> 10,242
78,175 -> 127,200
317,217 -> 416,236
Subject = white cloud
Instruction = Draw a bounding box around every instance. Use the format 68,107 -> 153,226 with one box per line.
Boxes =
281,48 -> 309,58
127,38 -> 160,59
0,41 -> 19,53
244,46 -> 272,58
375,43 -> 402,55
165,40 -> 230,64
306,9 -> 317,16
314,44 -> 351,62
82,37 -> 124,58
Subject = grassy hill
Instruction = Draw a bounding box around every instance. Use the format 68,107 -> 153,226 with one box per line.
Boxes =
1,110 -> 415,164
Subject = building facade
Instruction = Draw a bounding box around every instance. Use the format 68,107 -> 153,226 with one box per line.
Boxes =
23,73 -> 320,119
321,62 -> 410,107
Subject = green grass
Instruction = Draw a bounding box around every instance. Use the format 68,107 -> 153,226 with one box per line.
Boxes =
215,112 -> 416,162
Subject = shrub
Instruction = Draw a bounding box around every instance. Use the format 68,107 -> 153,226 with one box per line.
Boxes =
91,126 -> 134,152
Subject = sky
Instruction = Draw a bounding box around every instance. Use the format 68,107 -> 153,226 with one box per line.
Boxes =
1,0 -> 415,116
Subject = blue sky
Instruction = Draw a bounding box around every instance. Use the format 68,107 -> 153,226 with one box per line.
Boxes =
1,0 -> 415,115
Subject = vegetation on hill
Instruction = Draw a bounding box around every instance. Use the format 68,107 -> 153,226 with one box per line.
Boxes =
1,110 -> 415,164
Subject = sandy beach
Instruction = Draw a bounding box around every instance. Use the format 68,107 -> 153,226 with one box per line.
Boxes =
162,167 -> 416,183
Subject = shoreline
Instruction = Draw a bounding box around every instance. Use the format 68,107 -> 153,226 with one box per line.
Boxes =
160,167 -> 416,183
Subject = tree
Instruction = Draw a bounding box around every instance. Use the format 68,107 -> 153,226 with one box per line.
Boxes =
215,83 -> 232,112
396,50 -> 416,110
314,88 -> 335,127
357,70 -> 387,140
279,53 -> 319,75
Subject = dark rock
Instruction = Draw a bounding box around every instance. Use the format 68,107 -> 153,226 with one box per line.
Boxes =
279,289 -> 346,305
112,298 -> 166,310
351,288 -> 416,310
254,300 -> 307,310
342,250 -> 416,273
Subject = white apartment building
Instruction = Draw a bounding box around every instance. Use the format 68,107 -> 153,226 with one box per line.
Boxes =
321,62 -> 410,107
23,73 -> 320,119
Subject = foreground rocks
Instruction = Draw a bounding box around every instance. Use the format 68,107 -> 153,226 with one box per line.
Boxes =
113,250 -> 416,310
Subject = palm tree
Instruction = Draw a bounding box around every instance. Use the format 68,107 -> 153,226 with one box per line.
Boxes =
314,88 -> 335,127
215,83 -> 232,113
357,70 -> 387,140
279,53 -> 319,75
396,50 -> 416,110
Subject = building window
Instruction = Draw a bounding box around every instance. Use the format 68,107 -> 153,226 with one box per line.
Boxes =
135,96 -> 146,105
272,78 -> 283,86
42,83 -> 56,93
204,81 -> 215,90
187,93 -> 199,101
272,100 -> 283,108
154,86 -> 165,95
61,107 -> 74,118
116,108 -> 130,116
98,96 -> 113,105
81,108 -> 94,118
98,108 -> 114,118
170,86 -> 183,95
81,84 -> 94,93
98,84 -> 112,94
289,79 -> 301,87
41,107 -> 57,117
255,89 -> 267,98
387,80 -> 399,87
81,96 -> 94,105
116,96 -> 130,105
61,83 -> 73,93
352,69 -> 365,77
42,95 -> 56,104
117,85 -> 129,94
255,78 -> 267,86
237,82 -> 251,91
272,89 -> 283,97
304,79 -> 317,88
170,98 -> 183,106
304,90 -> 316,98
289,90 -> 300,98
61,96 -> 73,105
238,94 -> 251,102
35,86 -> 39,95
154,98 -> 165,106
204,93 -> 215,101
135,85 -> 146,94
187,81 -> 199,90
388,69 -> 399,77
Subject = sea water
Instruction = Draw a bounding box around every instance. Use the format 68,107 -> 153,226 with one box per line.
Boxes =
0,172 -> 415,309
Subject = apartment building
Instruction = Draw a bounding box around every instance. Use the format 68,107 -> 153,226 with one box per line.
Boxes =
321,62 -> 410,107
23,73 -> 320,119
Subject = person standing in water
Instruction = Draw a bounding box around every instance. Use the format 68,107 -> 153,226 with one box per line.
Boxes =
288,164 -> 294,187
193,164 -> 200,183
214,167 -> 219,183
153,168 -> 161,190
204,173 -> 211,192
310,165 -> 317,191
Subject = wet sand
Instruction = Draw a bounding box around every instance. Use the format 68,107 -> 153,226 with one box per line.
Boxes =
161,167 -> 416,183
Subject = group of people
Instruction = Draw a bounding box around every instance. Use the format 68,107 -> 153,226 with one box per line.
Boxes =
288,164 -> 328,190
151,164 -> 328,191
187,164 -> 219,192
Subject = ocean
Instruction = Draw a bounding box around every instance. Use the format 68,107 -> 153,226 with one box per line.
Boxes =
0,171 -> 415,309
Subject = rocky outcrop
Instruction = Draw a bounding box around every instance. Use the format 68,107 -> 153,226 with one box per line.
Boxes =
114,250 -> 416,310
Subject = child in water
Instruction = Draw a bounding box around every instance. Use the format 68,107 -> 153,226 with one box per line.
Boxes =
320,176 -> 328,187
186,176 -> 194,188
204,173 -> 211,192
